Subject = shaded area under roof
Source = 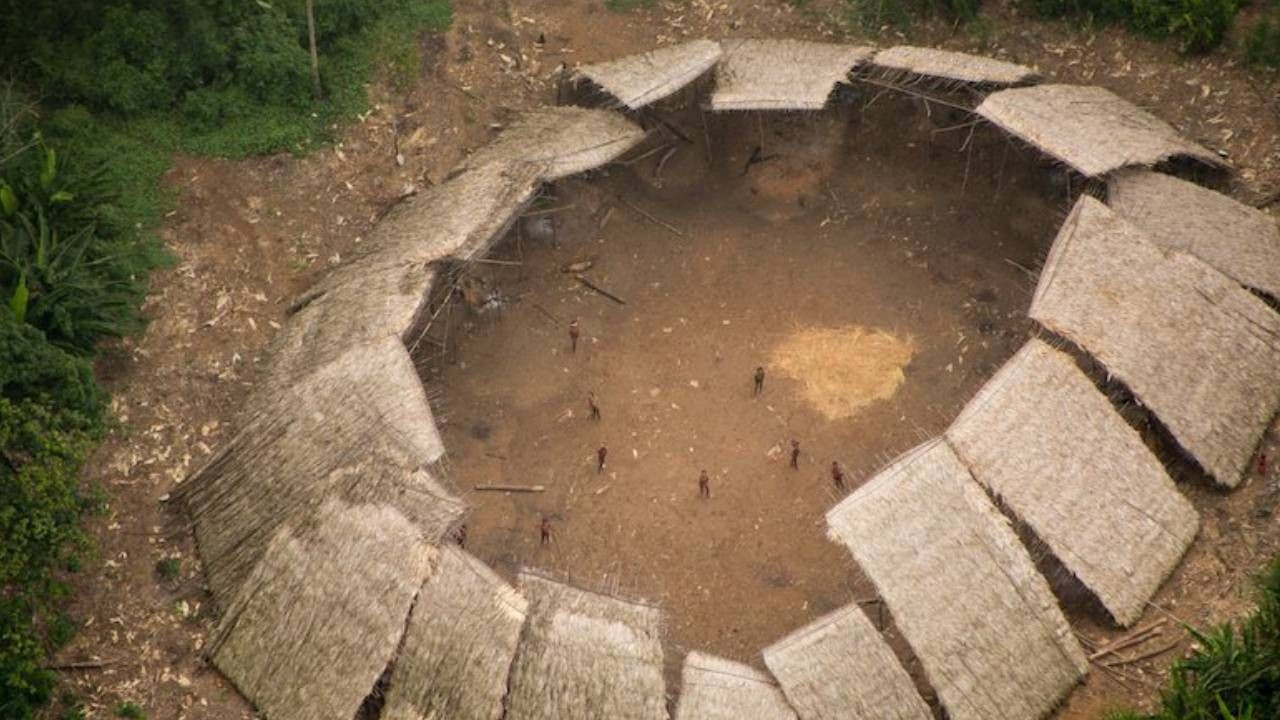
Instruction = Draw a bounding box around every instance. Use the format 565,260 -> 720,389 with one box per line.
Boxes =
946,338 -> 1199,626
1030,196 -> 1280,487
976,84 -> 1220,177
826,440 -> 1086,720
763,604 -> 930,720
709,39 -> 874,110
1107,169 -> 1280,299
575,39 -> 722,109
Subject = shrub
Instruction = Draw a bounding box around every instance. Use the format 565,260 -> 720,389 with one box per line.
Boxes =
1105,554 -> 1280,720
0,392 -> 98,720
0,125 -> 169,354
1026,0 -> 1240,53
1245,2 -> 1280,69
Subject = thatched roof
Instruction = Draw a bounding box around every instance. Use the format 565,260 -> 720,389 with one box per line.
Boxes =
762,604 -> 930,720
674,652 -> 797,720
504,573 -> 666,720
976,84 -> 1221,177
180,335 -> 464,605
826,440 -> 1087,720
869,45 -> 1039,86
709,39 -> 874,110
456,106 -> 646,181
383,546 -> 528,720
946,338 -> 1199,626
207,498 -> 435,720
575,39 -> 722,109
1030,196 -> 1280,487
1107,169 -> 1280,299
267,162 -> 541,389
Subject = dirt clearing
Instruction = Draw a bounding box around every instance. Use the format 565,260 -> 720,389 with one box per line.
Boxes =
421,93 -> 1062,676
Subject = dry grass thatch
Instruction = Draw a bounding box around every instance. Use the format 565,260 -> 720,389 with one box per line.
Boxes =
504,572 -> 666,720
266,161 -> 542,390
762,604 -> 930,720
674,652 -> 797,720
976,84 -> 1221,177
179,335 -> 464,605
709,39 -> 875,110
769,326 -> 915,420
1107,169 -> 1280,299
826,439 -> 1087,720
869,46 -> 1040,86
456,106 -> 646,181
207,498 -> 435,720
1031,196 -> 1280,487
946,338 -> 1199,627
575,39 -> 722,109
382,546 -> 529,720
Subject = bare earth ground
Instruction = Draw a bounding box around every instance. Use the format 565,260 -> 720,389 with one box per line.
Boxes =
48,1 -> 1280,718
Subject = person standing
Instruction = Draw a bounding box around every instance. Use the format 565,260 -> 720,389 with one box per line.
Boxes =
698,469 -> 711,499
790,440 -> 800,469
588,391 -> 601,421
831,461 -> 846,490
569,319 -> 581,354
539,517 -> 552,546
597,444 -> 608,473
753,366 -> 766,396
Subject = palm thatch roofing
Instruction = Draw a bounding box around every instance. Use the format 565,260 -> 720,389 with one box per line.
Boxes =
763,604 -> 930,720
975,84 -> 1221,177
1030,196 -> 1280,487
869,46 -> 1040,86
826,440 -> 1087,720
266,161 -> 542,390
674,652 -> 797,720
382,546 -> 529,720
179,335 -> 464,606
575,39 -> 722,109
709,39 -> 875,110
946,338 -> 1199,627
455,106 -> 646,181
207,498 -> 435,720
504,572 -> 667,720
1107,169 -> 1280,299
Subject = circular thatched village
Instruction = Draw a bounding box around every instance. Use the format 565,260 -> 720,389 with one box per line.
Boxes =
176,39 -> 1280,720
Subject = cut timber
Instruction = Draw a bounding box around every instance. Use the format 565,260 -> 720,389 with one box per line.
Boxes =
946,338 -> 1199,626
1107,169 -> 1280,299
456,107 -> 646,181
826,440 -> 1087,720
976,85 -> 1221,177
674,652 -> 797,720
474,484 -> 546,493
870,46 -> 1040,86
1030,196 -> 1280,487
763,604 -> 930,720
382,547 -> 528,720
575,39 -> 722,109
208,499 -> 434,720
710,39 -> 874,110
505,573 -> 666,720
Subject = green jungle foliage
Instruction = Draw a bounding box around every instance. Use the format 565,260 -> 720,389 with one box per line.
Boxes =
845,0 -> 982,30
1105,554 -> 1280,720
1245,1 -> 1280,68
1026,0 -> 1242,52
0,0 -> 453,157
